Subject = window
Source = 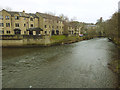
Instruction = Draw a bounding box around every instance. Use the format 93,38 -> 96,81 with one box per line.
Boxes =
45,25 -> 47,28
15,16 -> 19,20
15,23 -> 19,27
0,30 -> 2,34
0,16 -> 3,20
44,19 -> 47,22
14,29 -> 21,35
24,31 -> 26,34
52,26 -> 54,28
2,30 -> 4,34
0,23 -> 4,27
57,26 -> 58,29
7,31 -> 10,34
6,23 -> 10,27
24,24 -> 26,27
57,21 -> 59,23
5,16 -> 10,20
30,18 -> 33,21
45,31 -> 47,34
31,24 -> 33,27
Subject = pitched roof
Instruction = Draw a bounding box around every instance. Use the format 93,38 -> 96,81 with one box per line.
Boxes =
7,11 -> 27,17
3,9 -> 38,18
26,13 -> 39,18
36,12 -> 62,21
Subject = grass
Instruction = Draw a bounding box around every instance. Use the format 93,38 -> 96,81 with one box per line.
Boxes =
50,35 -> 66,41
50,35 -> 95,43
108,59 -> 120,80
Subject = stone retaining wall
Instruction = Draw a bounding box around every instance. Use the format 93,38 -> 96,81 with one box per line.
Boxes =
1,36 -> 51,47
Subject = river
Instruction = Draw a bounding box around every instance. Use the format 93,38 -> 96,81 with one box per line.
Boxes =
2,38 -> 119,88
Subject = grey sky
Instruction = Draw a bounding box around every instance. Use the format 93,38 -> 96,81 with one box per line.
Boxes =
0,0 -> 119,23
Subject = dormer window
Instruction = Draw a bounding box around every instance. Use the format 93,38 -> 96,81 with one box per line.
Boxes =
30,18 -> 33,21
5,16 -> 10,20
15,16 -> 19,20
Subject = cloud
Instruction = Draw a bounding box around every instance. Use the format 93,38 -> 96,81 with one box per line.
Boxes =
0,0 -> 119,23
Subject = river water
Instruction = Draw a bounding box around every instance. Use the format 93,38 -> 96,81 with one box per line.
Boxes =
2,38 -> 119,88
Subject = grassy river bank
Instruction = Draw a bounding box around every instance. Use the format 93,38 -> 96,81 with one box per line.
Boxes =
107,38 -> 120,88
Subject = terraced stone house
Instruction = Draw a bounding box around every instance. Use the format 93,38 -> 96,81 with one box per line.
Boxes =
36,12 -> 64,36
0,9 -> 64,36
67,21 -> 81,36
0,9 -> 40,36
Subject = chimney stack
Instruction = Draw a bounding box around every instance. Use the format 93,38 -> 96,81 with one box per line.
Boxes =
23,10 -> 25,14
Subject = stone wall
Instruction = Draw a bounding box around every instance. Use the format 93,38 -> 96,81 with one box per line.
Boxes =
1,36 -> 51,47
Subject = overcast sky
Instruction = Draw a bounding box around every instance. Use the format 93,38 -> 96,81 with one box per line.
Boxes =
0,0 -> 119,23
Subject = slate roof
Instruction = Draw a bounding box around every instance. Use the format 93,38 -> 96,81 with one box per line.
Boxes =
26,13 -> 39,18
36,12 -> 62,21
7,11 -> 27,17
3,9 -> 38,18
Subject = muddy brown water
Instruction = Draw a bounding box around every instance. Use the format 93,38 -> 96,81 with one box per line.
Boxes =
2,38 -> 119,88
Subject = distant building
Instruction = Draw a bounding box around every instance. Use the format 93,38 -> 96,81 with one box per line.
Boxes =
68,24 -> 75,35
68,21 -> 82,36
86,25 -> 96,30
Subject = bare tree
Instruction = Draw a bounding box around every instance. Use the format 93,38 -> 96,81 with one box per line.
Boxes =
71,16 -> 77,21
59,14 -> 69,22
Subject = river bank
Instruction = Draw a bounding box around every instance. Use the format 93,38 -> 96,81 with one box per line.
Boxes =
107,38 -> 120,88
50,35 -> 95,45
1,35 -> 96,48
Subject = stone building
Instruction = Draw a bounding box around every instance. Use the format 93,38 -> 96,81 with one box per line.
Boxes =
68,24 -> 75,35
0,9 -> 64,36
68,21 -> 81,36
86,25 -> 96,30
36,12 -> 64,36
0,9 -> 40,35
